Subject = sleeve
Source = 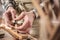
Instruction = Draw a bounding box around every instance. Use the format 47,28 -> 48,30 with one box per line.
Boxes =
1,0 -> 17,10
32,2 -> 45,19
32,8 -> 39,19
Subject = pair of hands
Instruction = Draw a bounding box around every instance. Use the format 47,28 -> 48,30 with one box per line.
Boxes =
3,7 -> 35,33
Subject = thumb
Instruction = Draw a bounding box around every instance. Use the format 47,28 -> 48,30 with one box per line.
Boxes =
11,10 -> 16,20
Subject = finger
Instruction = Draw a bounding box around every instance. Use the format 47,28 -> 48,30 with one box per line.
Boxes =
4,7 -> 16,20
15,12 -> 25,21
4,18 -> 14,28
11,9 -> 16,19
3,10 -> 11,21
5,18 -> 14,27
3,11 -> 14,27
16,15 -> 31,30
17,30 -> 29,33
7,23 -> 14,28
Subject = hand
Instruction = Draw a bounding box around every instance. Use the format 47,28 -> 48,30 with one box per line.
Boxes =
3,7 -> 16,28
14,11 -> 35,33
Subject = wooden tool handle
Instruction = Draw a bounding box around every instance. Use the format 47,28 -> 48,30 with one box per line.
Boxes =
0,25 -> 28,40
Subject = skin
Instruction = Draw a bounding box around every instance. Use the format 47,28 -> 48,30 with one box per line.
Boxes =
3,7 -> 16,27
14,11 -> 35,33
3,7 -> 35,33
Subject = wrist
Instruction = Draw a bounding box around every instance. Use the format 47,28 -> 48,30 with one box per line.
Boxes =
30,11 -> 35,19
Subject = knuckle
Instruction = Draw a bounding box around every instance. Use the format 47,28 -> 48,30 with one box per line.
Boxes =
3,13 -> 6,16
11,10 -> 15,12
21,12 -> 25,14
11,10 -> 16,13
